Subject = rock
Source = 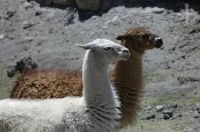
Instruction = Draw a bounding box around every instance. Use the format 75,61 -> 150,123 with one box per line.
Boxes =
64,11 -> 75,26
0,34 -> 5,40
177,114 -> 182,117
146,114 -> 155,120
163,110 -> 173,120
15,57 -> 38,73
194,114 -> 200,119
4,11 -> 15,20
184,127 -> 200,132
147,106 -> 152,110
35,11 -> 43,16
76,0 -> 101,11
7,66 -> 18,78
169,104 -> 178,109
156,105 -> 164,112
23,1 -> 33,9
102,20 -> 111,29
196,105 -> 200,113
7,57 -> 38,77
23,21 -> 34,29
111,16 -> 119,25
143,7 -> 165,14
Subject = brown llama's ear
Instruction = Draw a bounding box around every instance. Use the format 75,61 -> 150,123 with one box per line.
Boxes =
116,34 -> 133,40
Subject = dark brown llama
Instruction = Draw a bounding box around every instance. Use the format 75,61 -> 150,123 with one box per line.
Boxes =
113,27 -> 163,127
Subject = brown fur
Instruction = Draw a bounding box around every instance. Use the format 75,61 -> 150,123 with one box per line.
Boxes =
10,27 -> 163,127
114,27 -> 163,127
10,69 -> 82,99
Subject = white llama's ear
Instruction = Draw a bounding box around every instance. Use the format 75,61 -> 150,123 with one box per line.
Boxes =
77,43 -> 95,50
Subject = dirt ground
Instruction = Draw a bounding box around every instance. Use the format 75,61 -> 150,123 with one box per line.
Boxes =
0,0 -> 200,131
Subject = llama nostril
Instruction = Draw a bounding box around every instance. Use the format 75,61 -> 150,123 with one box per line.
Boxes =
121,49 -> 130,59
154,37 -> 163,48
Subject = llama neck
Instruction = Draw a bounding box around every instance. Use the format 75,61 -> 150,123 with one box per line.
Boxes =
114,51 -> 143,88
82,50 -> 119,128
82,50 -> 115,108
113,49 -> 144,127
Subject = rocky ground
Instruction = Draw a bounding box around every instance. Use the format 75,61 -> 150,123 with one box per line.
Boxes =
0,0 -> 200,131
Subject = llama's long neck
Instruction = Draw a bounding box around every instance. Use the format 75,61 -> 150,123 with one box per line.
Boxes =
113,44 -> 144,127
82,50 -> 120,128
114,51 -> 143,90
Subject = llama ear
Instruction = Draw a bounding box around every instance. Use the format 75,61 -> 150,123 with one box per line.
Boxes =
116,34 -> 133,40
77,43 -> 95,50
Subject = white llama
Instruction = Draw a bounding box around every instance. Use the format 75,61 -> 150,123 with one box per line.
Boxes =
0,39 -> 130,132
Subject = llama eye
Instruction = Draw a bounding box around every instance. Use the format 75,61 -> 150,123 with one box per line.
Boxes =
103,47 -> 112,50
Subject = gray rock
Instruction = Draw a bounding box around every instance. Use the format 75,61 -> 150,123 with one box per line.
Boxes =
147,106 -> 152,110
111,16 -> 119,25
163,110 -> 173,120
7,66 -> 18,78
146,114 -> 155,120
177,114 -> 182,117
15,57 -> 38,73
22,21 -> 34,29
169,104 -> 178,109
156,105 -> 164,112
196,105 -> 200,113
194,113 -> 200,119
76,0 -> 101,11
7,57 -> 38,77
23,1 -> 33,9
143,7 -> 165,14
4,11 -> 15,20
0,34 -> 5,40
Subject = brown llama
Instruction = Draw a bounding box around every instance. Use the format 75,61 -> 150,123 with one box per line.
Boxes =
10,27 -> 163,127
113,27 -> 163,127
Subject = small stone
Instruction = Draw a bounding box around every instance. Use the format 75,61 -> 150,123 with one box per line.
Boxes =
23,1 -> 33,9
170,104 -> 178,109
4,11 -> 15,20
196,105 -> 200,113
156,105 -> 164,112
111,16 -> 119,25
7,66 -> 18,78
35,11 -> 42,16
102,20 -> 111,29
163,110 -> 173,120
0,34 -> 5,40
15,57 -> 38,73
146,114 -> 155,120
24,36 -> 34,42
177,114 -> 182,117
23,21 -> 34,29
152,7 -> 164,14
147,106 -> 152,110
194,114 -> 200,119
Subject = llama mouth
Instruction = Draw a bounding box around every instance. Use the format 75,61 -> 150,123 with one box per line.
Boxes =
119,54 -> 130,60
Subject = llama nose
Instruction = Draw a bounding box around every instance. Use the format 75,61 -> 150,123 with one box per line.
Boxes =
121,49 -> 130,59
154,37 -> 163,48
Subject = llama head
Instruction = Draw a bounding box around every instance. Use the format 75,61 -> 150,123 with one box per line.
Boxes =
78,39 -> 130,64
116,27 -> 163,53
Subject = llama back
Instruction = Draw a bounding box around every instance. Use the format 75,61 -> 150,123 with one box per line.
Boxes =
10,69 -> 83,99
